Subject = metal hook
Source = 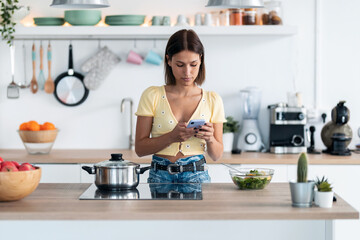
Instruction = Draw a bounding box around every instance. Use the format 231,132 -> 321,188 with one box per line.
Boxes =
134,39 -> 137,48
153,39 -> 157,49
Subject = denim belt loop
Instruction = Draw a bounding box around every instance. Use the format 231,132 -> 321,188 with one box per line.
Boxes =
154,162 -> 157,172
192,162 -> 197,173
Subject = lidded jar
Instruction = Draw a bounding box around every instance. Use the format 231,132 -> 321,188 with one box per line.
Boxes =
262,1 -> 283,25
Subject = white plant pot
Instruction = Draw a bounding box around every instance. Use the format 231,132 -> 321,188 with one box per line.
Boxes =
315,190 -> 334,208
223,132 -> 234,152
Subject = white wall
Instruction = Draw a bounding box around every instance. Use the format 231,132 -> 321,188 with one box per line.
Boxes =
0,0 -> 359,150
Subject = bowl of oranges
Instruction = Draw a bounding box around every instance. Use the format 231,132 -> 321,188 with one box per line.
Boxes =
18,121 -> 58,154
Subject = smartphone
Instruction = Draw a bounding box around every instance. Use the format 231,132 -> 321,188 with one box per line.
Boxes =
187,119 -> 206,128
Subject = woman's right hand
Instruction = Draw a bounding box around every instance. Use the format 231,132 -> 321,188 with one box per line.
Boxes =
170,122 -> 196,142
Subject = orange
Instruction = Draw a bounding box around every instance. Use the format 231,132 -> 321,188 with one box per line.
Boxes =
40,122 -> 56,130
19,122 -> 29,131
27,121 -> 40,131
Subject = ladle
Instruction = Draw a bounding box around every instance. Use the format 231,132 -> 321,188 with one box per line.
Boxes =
30,43 -> 38,93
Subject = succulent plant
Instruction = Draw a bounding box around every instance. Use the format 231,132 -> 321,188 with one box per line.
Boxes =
297,152 -> 308,182
316,176 -> 333,192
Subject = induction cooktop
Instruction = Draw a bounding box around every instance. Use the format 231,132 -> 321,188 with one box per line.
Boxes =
79,183 -> 202,200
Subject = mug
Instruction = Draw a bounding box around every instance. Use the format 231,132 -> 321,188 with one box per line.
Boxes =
145,50 -> 162,66
162,16 -> 171,26
195,13 -> 203,26
151,16 -> 162,26
176,14 -> 188,26
203,13 -> 212,26
127,50 -> 143,65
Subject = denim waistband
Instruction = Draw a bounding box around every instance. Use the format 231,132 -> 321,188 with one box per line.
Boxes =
152,154 -> 205,166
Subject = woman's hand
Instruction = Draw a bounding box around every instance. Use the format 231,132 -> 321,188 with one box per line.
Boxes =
195,122 -> 215,143
170,122 -> 196,142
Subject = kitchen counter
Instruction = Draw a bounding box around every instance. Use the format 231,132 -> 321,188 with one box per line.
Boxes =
1,149 -> 360,165
0,183 -> 357,240
0,183 -> 357,220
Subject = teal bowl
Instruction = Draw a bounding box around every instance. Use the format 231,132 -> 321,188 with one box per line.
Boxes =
65,10 -> 101,26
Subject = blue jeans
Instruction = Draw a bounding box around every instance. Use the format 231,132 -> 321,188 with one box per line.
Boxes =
147,155 -> 211,183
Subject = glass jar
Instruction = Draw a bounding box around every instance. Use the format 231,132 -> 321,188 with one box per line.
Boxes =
229,9 -> 242,25
262,1 -> 283,25
242,8 -> 256,25
219,10 -> 230,26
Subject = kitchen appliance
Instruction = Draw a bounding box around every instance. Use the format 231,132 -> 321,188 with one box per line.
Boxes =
79,183 -> 202,200
82,153 -> 151,191
54,44 -> 89,106
321,101 -> 352,156
237,87 -> 263,151
268,103 -> 307,154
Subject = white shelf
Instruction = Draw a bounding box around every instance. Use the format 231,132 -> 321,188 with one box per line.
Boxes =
13,25 -> 297,40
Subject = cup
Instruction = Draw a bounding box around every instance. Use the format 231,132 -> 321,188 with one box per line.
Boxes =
162,16 -> 171,26
176,14 -> 188,26
127,50 -> 143,65
195,13 -> 203,26
151,16 -> 162,26
203,13 -> 212,26
145,50 -> 162,66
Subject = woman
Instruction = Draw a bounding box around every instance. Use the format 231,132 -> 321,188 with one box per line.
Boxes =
135,29 -> 226,183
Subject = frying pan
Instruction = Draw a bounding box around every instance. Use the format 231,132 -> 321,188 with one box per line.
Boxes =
54,44 -> 89,106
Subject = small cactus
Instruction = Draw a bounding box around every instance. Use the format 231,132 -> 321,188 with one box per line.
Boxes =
297,152 -> 308,182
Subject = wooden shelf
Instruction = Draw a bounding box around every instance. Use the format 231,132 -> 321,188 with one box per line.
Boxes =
13,25 -> 297,40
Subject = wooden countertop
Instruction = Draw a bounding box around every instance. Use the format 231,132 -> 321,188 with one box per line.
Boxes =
1,149 -> 360,165
0,183 -> 357,220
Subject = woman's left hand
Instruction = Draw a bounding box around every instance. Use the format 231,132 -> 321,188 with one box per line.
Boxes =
195,122 -> 215,143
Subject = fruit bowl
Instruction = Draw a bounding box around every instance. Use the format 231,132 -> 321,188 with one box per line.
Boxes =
0,167 -> 41,201
229,168 -> 274,190
18,129 -> 58,154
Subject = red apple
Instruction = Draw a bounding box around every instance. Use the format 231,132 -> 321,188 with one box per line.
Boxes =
19,163 -> 35,171
12,161 -> 21,169
0,161 -> 19,172
0,156 -> 3,163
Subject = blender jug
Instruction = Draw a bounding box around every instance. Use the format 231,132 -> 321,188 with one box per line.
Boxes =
237,87 -> 263,151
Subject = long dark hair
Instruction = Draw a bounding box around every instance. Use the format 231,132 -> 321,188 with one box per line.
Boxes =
164,29 -> 205,85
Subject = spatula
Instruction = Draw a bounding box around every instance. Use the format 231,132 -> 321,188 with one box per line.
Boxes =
7,44 -> 19,99
44,42 -> 54,94
37,42 -> 45,90
30,43 -> 38,94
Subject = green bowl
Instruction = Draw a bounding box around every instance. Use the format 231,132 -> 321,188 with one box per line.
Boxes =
34,17 -> 65,26
65,10 -> 101,26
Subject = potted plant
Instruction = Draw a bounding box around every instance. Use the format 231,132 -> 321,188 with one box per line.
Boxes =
314,176 -> 334,208
289,152 -> 315,207
223,116 -> 239,152
0,0 -> 20,46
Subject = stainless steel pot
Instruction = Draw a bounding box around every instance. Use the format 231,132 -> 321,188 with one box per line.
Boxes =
82,153 -> 151,191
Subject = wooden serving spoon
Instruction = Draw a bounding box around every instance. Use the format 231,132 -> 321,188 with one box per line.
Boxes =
44,42 -> 54,94
30,43 -> 38,94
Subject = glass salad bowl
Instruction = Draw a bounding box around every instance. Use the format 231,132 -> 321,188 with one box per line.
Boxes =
229,168 -> 274,190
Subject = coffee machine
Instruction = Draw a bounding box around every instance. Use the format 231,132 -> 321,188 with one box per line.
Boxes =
237,87 -> 263,151
268,103 -> 307,154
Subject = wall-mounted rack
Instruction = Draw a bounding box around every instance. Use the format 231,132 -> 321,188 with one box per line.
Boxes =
13,25 -> 297,40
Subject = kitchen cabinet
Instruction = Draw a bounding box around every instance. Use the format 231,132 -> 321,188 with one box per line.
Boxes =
13,26 -> 297,40
34,164 -> 81,183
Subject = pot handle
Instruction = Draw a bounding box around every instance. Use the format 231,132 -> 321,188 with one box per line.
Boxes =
82,166 -> 95,174
138,166 -> 151,174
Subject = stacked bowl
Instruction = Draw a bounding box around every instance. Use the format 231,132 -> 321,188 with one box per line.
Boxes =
105,15 -> 145,26
34,17 -> 65,26
65,10 -> 101,26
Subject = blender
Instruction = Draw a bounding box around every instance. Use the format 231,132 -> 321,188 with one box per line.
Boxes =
237,87 -> 263,151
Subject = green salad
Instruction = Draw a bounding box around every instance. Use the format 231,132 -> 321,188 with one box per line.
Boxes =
232,170 -> 271,190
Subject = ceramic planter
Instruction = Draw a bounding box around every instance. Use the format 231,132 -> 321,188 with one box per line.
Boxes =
223,132 -> 234,152
314,190 -> 334,208
289,180 -> 315,207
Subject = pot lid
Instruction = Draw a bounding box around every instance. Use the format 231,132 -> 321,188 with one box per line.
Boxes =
94,153 -> 139,168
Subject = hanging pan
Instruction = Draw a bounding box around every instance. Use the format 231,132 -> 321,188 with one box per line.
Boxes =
54,44 -> 89,106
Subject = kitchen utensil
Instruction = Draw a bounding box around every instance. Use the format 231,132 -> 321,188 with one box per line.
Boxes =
82,153 -> 151,191
20,43 -> 30,89
65,10 -> 101,26
30,43 -> 38,93
144,50 -> 162,65
7,44 -> 20,99
44,42 -> 54,93
38,42 -> 45,90
127,50 -> 143,65
54,44 -> 89,106
221,163 -> 243,174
